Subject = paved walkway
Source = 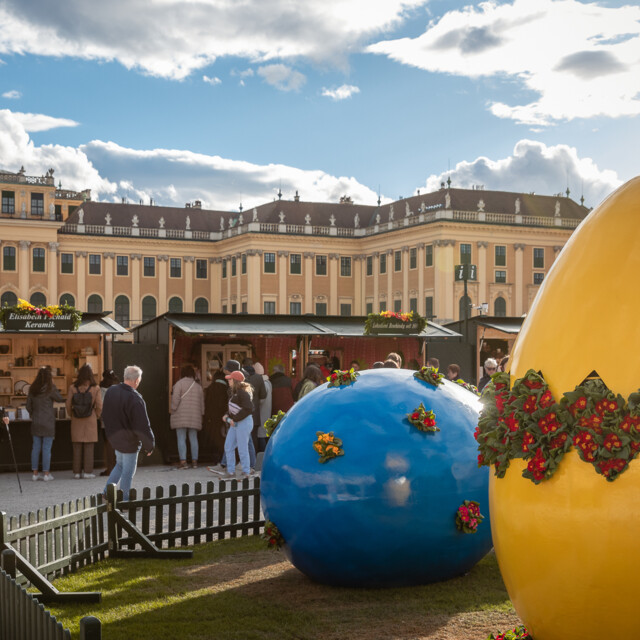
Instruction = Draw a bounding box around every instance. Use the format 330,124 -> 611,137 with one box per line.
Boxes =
0,463 -> 257,517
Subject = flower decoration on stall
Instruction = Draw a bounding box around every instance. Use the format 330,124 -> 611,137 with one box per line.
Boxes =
0,299 -> 82,331
264,410 -> 286,437
414,366 -> 444,387
454,378 -> 480,396
326,369 -> 359,388
407,402 -> 439,433
363,310 -> 426,335
313,431 -> 344,463
476,369 -> 640,483
486,626 -> 532,640
455,500 -> 484,534
262,520 -> 285,550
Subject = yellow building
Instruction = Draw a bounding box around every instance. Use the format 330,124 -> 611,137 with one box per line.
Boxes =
0,168 -> 588,326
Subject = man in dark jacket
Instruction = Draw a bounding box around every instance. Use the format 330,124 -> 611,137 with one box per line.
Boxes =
102,365 -> 154,500
269,364 -> 294,414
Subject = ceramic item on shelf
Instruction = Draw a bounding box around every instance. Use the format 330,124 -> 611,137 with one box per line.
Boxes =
13,380 -> 27,395
0,345 -> 9,354
22,384 -> 30,396
38,346 -> 46,354
15,357 -> 24,367
55,346 -> 63,354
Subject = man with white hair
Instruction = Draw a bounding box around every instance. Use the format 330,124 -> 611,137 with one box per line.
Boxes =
102,365 -> 155,500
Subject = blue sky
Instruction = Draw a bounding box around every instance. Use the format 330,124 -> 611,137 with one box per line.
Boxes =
0,0 -> 638,210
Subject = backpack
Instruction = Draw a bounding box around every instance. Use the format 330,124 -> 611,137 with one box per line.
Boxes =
71,387 -> 94,418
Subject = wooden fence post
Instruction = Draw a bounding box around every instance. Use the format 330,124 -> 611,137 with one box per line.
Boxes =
80,615 -> 102,639
106,484 -> 119,553
0,548 -> 16,579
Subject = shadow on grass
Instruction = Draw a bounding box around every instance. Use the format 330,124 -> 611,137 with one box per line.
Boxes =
49,538 -> 514,640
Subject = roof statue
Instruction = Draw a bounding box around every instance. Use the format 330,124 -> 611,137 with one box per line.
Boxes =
158,216 -> 164,228
132,214 -> 139,228
238,213 -> 243,225
305,213 -> 311,224
477,199 -> 485,212
105,213 -> 111,225
253,208 -> 258,222
354,213 -> 360,228
329,214 -> 336,226
220,217 -> 225,230
375,213 -> 380,224
405,202 -> 411,217
279,211 -> 285,223
555,200 -> 561,217
445,192 -> 451,209
78,209 -> 84,224
185,215 -> 191,230
389,205 -> 394,220
515,197 -> 521,215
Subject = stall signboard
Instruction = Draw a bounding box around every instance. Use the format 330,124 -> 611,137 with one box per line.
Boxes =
367,320 -> 422,334
4,313 -> 75,331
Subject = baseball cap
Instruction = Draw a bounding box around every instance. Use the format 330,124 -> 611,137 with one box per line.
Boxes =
223,360 -> 241,372
225,370 -> 245,382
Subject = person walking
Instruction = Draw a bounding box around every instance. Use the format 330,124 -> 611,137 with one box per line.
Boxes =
66,364 -> 102,479
25,367 -> 63,481
170,364 -> 204,469
221,370 -> 255,480
99,369 -> 119,477
102,365 -> 155,500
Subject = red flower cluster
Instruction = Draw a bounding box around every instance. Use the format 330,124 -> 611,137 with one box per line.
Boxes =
407,403 -> 439,433
597,458 -> 628,479
538,411 -> 560,434
521,431 -> 535,453
620,415 -> 640,433
569,396 -> 588,417
527,447 -> 547,481
413,366 -> 444,387
522,395 -> 538,414
261,520 -> 285,550
573,431 -> 598,461
455,500 -> 484,534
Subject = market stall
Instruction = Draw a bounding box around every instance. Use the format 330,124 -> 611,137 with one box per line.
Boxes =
126,312 -> 461,464
0,312 -> 128,471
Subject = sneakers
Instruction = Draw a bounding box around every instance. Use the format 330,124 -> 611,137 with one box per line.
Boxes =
74,473 -> 82,479
83,472 -> 96,479
192,461 -> 198,469
239,470 -> 258,480
177,461 -> 189,470
207,464 -> 227,476
32,473 -> 40,481
43,473 -> 54,482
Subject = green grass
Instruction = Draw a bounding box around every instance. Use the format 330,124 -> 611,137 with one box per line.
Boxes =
48,538 -> 518,640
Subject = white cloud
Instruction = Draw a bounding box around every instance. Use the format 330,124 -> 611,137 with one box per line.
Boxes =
0,110 -> 115,195
202,75 -> 221,86
2,89 -> 21,99
424,139 -> 621,209
0,109 -> 381,210
0,0 -> 427,80
368,0 -> 640,124
257,64 -> 306,92
322,84 -> 360,100
8,111 -> 79,132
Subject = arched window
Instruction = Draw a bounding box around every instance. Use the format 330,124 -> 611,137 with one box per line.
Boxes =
59,293 -> 75,307
142,296 -> 157,323
1,291 -> 17,308
168,297 -> 183,313
87,294 -> 103,313
30,292 -> 47,308
194,297 -> 208,313
115,295 -> 130,327
459,295 -> 472,321
494,296 -> 507,317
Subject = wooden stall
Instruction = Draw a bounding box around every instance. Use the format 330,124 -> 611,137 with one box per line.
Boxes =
0,312 -> 128,471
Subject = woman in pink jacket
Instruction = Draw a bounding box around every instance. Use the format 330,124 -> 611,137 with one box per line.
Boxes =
170,365 -> 204,468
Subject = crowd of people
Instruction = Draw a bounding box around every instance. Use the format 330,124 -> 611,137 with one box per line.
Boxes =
2,347 -> 508,498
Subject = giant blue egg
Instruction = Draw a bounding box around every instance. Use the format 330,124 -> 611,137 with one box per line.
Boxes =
260,368 -> 492,587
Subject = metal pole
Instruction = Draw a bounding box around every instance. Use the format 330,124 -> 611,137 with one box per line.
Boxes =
463,276 -> 469,345
3,418 -> 23,494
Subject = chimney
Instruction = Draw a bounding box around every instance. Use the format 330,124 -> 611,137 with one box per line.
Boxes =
294,190 -> 300,202
185,202 -> 191,208
194,200 -> 202,209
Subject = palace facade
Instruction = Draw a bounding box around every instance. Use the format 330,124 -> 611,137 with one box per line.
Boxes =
0,168 -> 589,327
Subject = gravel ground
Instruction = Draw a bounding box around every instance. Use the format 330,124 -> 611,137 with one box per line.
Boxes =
0,463 -> 259,518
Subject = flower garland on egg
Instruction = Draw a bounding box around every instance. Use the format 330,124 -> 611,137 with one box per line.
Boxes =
262,520 -> 285,550
313,431 -> 344,463
477,369 -> 640,483
407,402 -> 439,433
326,368 -> 359,387
414,365 -> 444,386
454,378 -> 480,396
264,410 -> 286,437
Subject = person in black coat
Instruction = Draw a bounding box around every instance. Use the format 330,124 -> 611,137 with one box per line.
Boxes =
102,365 -> 154,500
242,358 -> 266,451
203,368 -> 228,464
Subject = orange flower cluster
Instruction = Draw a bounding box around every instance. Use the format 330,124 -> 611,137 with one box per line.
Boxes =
313,431 -> 344,463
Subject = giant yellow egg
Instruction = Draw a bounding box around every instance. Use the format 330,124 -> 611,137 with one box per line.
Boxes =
490,176 -> 640,640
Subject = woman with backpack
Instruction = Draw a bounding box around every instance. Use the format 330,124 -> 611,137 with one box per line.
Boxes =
26,366 -> 64,481
66,363 -> 102,479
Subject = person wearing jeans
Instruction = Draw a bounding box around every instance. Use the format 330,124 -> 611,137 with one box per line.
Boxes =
26,366 -> 63,481
102,365 -> 155,501
170,365 -> 204,469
